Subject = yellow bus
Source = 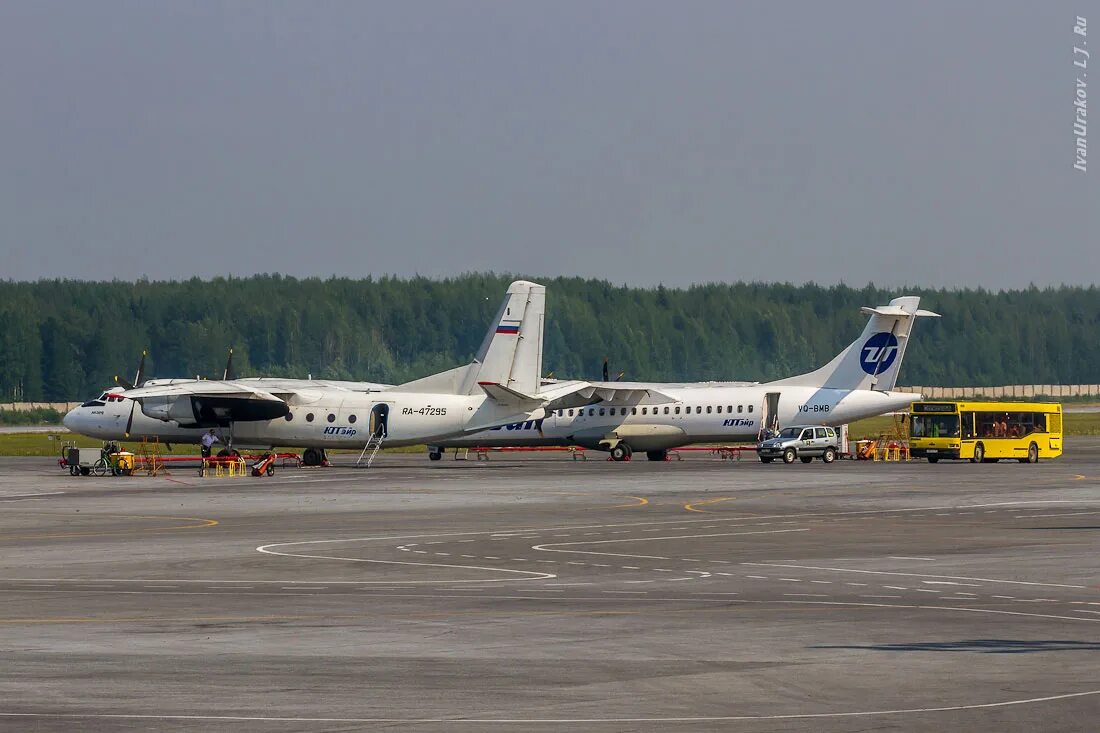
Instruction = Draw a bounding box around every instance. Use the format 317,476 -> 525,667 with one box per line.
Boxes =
909,401 -> 1063,463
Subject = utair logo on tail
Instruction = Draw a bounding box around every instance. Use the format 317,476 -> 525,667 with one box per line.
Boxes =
859,332 -> 899,375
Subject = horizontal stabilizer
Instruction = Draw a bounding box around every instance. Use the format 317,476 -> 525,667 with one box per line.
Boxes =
478,381 -> 539,407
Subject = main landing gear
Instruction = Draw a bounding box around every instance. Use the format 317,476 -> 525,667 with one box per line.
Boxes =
302,448 -> 328,467
609,443 -> 633,462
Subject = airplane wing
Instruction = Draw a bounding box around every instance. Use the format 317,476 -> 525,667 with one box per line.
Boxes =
541,380 -> 677,408
114,381 -> 284,401
113,380 -> 290,426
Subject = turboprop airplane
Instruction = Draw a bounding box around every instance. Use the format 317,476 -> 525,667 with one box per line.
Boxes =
63,280 -> 589,465
433,296 -> 939,461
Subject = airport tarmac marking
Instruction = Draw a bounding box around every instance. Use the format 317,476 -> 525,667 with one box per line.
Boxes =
0,492 -> 66,502
743,562 -> 1090,590
683,497 -> 736,513
0,513 -> 219,541
613,495 -> 650,508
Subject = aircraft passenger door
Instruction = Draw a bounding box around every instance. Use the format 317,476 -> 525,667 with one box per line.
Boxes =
761,392 -> 781,438
369,403 -> 390,439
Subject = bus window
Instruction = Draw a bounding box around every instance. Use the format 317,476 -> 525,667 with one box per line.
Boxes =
911,413 -> 960,438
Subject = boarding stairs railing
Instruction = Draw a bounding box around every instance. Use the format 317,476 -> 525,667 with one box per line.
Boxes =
356,432 -> 385,468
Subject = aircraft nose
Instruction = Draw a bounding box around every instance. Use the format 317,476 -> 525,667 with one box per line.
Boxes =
62,408 -> 79,432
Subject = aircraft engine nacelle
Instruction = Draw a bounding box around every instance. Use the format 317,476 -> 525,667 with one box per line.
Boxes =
140,396 -> 199,424
139,394 -> 289,428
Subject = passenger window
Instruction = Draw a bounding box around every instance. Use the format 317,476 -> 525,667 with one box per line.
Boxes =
327,413 -> 336,423
748,405 -> 753,413
285,412 -> 293,421
589,408 -> 595,416
306,413 -> 315,422
349,414 -> 357,424
717,406 -> 723,414
599,408 -> 605,416
663,407 -> 670,415
675,406 -> 681,415
642,407 -> 648,415
568,409 -> 574,417
815,428 -> 827,439
738,405 -> 743,413
706,406 -> 712,414
631,407 -> 637,415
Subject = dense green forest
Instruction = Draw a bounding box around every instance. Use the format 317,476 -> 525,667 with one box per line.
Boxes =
0,275 -> 1097,401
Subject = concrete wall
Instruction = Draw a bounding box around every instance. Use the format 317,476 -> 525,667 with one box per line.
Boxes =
898,385 -> 1100,399
0,402 -> 79,413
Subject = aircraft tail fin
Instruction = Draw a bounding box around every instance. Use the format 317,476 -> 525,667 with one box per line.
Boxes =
393,281 -> 546,396
769,296 -> 939,391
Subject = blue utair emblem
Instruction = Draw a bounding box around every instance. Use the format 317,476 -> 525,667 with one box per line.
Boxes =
859,332 -> 899,375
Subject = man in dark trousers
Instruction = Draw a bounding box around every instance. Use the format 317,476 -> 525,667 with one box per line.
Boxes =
200,429 -> 220,458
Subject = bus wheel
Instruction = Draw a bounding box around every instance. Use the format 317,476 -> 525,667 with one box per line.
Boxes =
1027,442 -> 1039,463
927,456 -> 939,463
971,442 -> 985,463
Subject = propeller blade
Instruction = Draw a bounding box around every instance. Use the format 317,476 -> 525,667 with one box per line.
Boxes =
615,371 -> 625,382
114,374 -> 134,390
124,399 -> 136,438
602,358 -> 609,382
223,348 -> 234,380
134,351 -> 147,388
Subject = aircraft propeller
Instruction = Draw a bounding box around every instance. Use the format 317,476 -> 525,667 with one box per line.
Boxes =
114,351 -> 147,390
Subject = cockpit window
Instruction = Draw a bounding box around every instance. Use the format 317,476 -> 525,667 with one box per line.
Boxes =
81,400 -> 105,408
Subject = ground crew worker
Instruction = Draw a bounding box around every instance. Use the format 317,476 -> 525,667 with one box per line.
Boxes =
200,429 -> 220,458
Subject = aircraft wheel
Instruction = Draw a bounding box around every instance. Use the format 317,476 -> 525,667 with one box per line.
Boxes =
610,444 -> 629,462
782,448 -> 797,464
822,447 -> 836,464
646,449 -> 667,462
302,448 -> 323,467
428,449 -> 443,461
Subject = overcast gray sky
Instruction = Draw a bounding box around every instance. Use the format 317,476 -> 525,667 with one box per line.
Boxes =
1,1 -> 1096,288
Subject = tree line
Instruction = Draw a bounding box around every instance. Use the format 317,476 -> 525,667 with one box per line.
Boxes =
0,275 -> 1097,401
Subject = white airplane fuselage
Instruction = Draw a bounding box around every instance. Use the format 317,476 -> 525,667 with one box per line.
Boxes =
441,384 -> 915,452
64,388 -> 527,450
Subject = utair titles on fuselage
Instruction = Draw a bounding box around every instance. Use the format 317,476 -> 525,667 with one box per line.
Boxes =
63,281 -> 603,464
436,296 -> 938,461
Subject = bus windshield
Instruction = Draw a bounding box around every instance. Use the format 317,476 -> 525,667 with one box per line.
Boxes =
911,414 -> 960,438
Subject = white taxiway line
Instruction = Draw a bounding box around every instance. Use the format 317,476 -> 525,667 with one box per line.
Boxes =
1,689 -> 1098,724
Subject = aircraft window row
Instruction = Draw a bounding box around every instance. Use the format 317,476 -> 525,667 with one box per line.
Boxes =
286,411 -> 359,424
553,403 -> 756,418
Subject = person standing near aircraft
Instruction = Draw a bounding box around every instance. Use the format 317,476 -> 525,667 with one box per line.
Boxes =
200,429 -> 220,458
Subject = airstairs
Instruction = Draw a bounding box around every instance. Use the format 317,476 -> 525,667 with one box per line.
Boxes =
356,432 -> 385,468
